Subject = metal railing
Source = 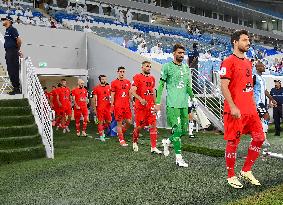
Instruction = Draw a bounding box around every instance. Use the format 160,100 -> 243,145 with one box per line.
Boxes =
22,57 -> 54,159
191,68 -> 224,131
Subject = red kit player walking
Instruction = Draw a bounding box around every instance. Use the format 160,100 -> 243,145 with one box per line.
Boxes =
130,61 -> 162,154
92,75 -> 111,142
111,67 -> 132,147
57,79 -> 72,133
220,30 -> 264,188
72,79 -> 89,137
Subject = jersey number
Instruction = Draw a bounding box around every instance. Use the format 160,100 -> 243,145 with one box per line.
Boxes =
121,92 -> 127,97
177,81 -> 185,89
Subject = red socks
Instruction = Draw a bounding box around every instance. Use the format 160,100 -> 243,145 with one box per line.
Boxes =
225,140 -> 239,178
150,127 -> 157,148
133,128 -> 139,143
117,127 -> 124,142
242,140 -> 264,172
75,119 -> 80,133
98,123 -> 104,137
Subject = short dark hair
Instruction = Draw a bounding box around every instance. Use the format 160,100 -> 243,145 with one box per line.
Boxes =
173,43 -> 185,52
98,75 -> 106,81
142,61 -> 151,65
57,83 -> 62,87
193,43 -> 198,49
52,86 -> 56,89
43,87 -> 47,90
231,30 -> 249,46
61,79 -> 66,82
117,66 -> 126,72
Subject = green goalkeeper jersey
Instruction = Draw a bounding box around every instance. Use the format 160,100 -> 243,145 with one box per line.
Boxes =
157,61 -> 193,108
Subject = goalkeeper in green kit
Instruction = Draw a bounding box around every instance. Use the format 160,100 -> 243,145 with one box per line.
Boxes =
155,43 -> 195,167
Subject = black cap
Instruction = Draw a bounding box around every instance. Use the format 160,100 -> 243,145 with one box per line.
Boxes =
274,80 -> 281,83
1,16 -> 13,23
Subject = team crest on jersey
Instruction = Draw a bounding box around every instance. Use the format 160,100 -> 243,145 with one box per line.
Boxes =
219,67 -> 226,75
243,82 -> 253,92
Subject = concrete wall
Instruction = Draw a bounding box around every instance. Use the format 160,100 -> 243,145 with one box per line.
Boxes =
0,25 -> 87,70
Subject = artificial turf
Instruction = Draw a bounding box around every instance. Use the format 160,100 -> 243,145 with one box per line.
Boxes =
0,122 -> 282,205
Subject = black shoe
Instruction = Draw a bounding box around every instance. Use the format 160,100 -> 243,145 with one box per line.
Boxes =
8,88 -> 22,95
274,132 -> 280,136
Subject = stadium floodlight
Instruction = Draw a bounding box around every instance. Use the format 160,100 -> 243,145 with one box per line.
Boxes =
261,20 -> 266,23
272,19 -> 276,22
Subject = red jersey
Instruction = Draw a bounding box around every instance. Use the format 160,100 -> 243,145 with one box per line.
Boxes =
58,86 -> 71,105
220,54 -> 257,115
92,84 -> 111,109
132,73 -> 155,108
50,88 -> 59,107
72,87 -> 88,108
111,79 -> 131,108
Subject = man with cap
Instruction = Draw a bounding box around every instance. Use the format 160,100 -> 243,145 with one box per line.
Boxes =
1,16 -> 22,95
270,79 -> 283,136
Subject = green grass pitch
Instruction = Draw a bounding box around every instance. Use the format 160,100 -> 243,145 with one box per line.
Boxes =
0,122 -> 282,205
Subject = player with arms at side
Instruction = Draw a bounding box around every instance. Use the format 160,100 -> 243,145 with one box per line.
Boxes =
220,30 -> 265,189
253,60 -> 277,147
111,67 -> 132,147
57,79 -> 72,133
130,61 -> 162,154
72,79 -> 89,137
155,43 -> 195,167
92,75 -> 111,142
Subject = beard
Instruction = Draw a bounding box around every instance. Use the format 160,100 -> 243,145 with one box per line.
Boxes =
144,70 -> 150,74
239,45 -> 249,53
79,85 -> 84,88
100,82 -> 106,85
176,56 -> 184,63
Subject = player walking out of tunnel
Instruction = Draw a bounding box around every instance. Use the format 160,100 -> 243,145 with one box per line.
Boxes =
155,43 -> 195,167
130,61 -> 162,154
111,67 -> 132,147
72,79 -> 89,137
92,75 -> 111,142
220,30 -> 265,189
57,79 -> 72,133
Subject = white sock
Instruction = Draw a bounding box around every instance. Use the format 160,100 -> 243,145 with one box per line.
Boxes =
189,121 -> 194,135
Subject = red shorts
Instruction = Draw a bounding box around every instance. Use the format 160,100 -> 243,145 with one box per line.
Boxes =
135,105 -> 156,127
53,106 -> 63,116
97,108 -> 111,122
223,113 -> 264,141
62,104 -> 72,116
74,107 -> 88,119
114,107 -> 132,122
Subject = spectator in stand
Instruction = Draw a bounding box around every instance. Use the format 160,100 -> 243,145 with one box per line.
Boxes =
50,20 -> 56,28
98,3 -> 104,15
126,9 -> 133,25
6,7 -> 13,15
15,4 -> 24,10
24,8 -> 33,18
7,0 -> 13,8
137,41 -> 148,54
15,7 -> 23,16
119,10 -> 124,24
150,43 -> 163,54
15,17 -> 22,25
83,25 -> 92,33
66,4 -> 73,14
